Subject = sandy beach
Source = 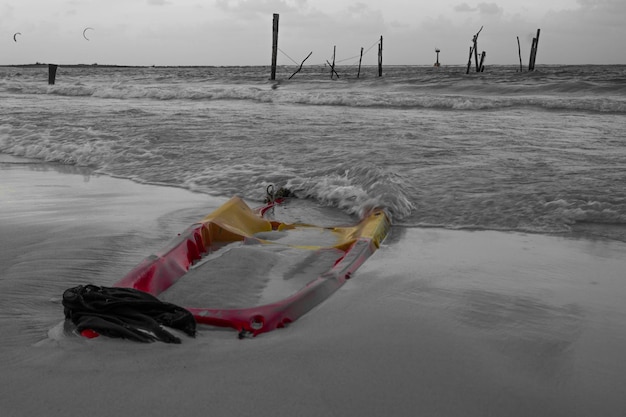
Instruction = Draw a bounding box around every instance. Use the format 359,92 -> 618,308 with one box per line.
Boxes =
2,157 -> 626,417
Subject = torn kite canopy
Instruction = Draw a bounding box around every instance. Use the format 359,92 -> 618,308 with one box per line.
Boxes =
62,284 -> 197,343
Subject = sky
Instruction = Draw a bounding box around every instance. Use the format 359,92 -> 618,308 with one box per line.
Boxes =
1,0 -> 625,66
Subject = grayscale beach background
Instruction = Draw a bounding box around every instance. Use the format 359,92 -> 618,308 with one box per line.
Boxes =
1,64 -> 625,416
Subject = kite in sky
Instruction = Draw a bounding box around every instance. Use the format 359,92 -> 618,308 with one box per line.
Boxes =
83,27 -> 94,41
13,32 -> 21,42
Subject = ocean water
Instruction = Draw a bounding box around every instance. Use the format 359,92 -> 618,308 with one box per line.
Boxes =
2,64 -> 626,240
2,64 -> 626,416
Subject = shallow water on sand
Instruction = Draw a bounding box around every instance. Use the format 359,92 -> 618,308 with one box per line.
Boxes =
2,162 -> 626,416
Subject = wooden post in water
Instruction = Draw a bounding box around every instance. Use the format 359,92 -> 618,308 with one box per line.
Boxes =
270,13 -> 279,80
326,60 -> 340,78
533,29 -> 541,71
466,27 -> 483,74
466,46 -> 474,74
528,29 -> 541,71
473,26 -> 483,72
357,47 -> 364,78
473,39 -> 479,72
478,51 -> 486,72
517,36 -> 523,72
378,35 -> 383,77
48,64 -> 58,85
330,45 -> 336,79
288,51 -> 312,80
528,38 -> 536,71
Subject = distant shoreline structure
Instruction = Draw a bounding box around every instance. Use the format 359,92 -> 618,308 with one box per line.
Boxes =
1,63 -> 623,69
1,63 -> 199,69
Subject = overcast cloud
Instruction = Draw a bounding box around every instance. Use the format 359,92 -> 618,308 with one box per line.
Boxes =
1,0 -> 624,66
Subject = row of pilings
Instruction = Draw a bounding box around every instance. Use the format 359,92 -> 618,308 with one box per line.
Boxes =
42,14 -> 541,84
270,13 -> 542,80
271,13 -> 383,81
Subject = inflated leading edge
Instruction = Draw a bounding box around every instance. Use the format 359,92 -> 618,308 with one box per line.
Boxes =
114,197 -> 390,337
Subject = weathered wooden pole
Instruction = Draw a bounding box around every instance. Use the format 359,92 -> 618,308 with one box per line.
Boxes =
357,47 -> 364,78
378,35 -> 383,77
270,13 -> 279,80
479,51 -> 486,72
48,64 -> 58,85
288,51 -> 312,80
533,29 -> 541,71
517,36 -> 523,72
528,28 -> 541,71
528,38 -> 536,71
528,39 -> 536,70
466,26 -> 483,74
331,45 -> 336,79
473,38 -> 479,71
326,60 -> 340,78
466,46 -> 474,74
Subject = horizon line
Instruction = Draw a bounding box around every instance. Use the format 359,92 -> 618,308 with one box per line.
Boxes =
2,62 -> 624,68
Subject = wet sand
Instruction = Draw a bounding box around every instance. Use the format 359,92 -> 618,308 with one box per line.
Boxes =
2,157 -> 626,417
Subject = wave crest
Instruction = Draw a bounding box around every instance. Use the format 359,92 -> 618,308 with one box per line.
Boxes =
283,162 -> 415,222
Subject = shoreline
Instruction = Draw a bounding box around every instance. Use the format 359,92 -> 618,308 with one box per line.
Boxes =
2,158 -> 626,417
3,63 -> 623,70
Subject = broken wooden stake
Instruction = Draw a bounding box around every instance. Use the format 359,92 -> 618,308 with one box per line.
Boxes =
466,26 -> 483,74
357,47 -> 364,78
48,64 -> 58,85
378,36 -> 383,76
528,29 -> 541,71
517,36 -> 523,72
326,60 -> 340,78
473,26 -> 483,72
330,46 -> 336,79
466,46 -> 474,74
288,52 -> 313,80
270,13 -> 279,80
